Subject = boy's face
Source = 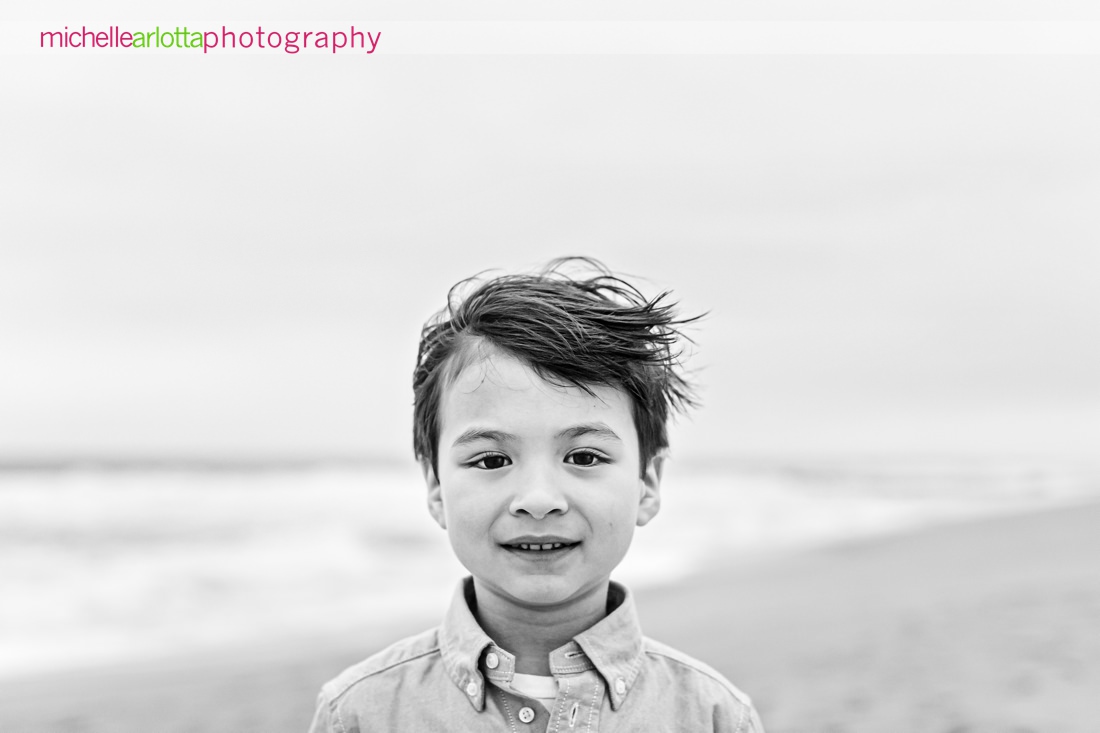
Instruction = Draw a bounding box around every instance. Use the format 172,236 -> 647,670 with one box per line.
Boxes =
424,349 -> 662,612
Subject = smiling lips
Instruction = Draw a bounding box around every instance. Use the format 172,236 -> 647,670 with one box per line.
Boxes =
501,536 -> 580,553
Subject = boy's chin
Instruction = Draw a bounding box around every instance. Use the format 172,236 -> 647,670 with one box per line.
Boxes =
477,575 -> 608,610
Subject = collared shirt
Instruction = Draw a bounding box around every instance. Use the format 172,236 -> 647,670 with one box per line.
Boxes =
308,578 -> 765,732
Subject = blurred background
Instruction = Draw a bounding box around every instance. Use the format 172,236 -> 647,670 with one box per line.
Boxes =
2,6 -> 1099,733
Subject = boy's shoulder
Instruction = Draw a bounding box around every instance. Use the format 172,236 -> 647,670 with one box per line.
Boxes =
319,626 -> 443,704
641,635 -> 757,711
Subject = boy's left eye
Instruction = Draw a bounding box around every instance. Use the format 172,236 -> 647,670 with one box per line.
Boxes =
565,451 -> 606,467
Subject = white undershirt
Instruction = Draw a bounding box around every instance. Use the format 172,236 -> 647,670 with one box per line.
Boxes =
510,672 -> 558,711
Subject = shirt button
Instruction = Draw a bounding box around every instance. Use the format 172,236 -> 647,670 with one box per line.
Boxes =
614,677 -> 626,695
518,706 -> 536,723
465,681 -> 479,697
485,652 -> 499,669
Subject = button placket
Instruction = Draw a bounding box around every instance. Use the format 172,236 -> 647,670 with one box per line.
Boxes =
549,669 -> 603,732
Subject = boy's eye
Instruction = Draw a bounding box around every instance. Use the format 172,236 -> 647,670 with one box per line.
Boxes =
472,454 -> 511,470
565,451 -> 606,467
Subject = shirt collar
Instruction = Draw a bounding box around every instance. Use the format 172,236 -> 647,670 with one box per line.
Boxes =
439,578 -> 495,711
438,577 -> 644,712
570,581 -> 644,710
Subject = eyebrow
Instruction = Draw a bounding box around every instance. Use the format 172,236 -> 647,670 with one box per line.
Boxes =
451,428 -> 518,448
556,423 -> 622,443
450,423 -> 623,448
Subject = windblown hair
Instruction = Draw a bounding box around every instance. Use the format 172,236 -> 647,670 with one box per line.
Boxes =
412,257 -> 700,476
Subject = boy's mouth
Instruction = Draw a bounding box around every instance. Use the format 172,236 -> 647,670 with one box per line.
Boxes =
504,541 -> 577,552
500,537 -> 580,555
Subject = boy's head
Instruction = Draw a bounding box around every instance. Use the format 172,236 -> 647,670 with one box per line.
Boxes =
413,257 -> 698,479
411,258 -> 700,611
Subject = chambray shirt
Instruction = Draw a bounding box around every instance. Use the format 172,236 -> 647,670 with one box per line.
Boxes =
308,578 -> 765,732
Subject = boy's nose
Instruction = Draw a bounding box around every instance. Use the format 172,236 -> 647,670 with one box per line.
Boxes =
508,476 -> 568,520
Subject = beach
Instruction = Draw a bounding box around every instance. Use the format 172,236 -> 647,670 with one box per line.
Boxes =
2,499 -> 1096,733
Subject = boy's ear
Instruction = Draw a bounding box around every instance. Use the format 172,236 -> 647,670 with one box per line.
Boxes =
636,450 -> 665,527
421,458 -> 447,529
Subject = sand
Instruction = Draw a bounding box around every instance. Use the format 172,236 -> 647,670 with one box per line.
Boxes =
3,501 -> 1097,733
636,500 -> 1100,732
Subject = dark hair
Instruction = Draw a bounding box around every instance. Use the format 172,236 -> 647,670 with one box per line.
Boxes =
412,257 -> 700,476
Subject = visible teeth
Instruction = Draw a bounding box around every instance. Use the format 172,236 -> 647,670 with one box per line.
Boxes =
513,542 -> 567,551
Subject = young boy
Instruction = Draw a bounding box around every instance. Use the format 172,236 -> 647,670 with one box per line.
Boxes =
308,258 -> 764,732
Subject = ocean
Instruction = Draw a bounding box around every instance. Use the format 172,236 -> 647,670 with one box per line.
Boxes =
2,458 -> 1096,678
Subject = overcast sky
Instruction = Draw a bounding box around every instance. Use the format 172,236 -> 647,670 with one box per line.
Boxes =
2,20 -> 1098,461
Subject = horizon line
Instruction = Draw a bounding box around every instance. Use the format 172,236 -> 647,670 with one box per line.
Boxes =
1,451 -> 1096,473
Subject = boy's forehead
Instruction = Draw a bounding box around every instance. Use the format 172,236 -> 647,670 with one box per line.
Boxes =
449,348 -> 538,392
450,350 -> 564,396
439,348 -> 634,429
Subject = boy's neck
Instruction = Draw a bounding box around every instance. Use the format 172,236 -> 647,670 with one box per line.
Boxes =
471,578 -> 610,676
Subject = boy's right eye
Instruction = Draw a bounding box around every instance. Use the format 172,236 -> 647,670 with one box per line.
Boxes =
470,453 -> 511,470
